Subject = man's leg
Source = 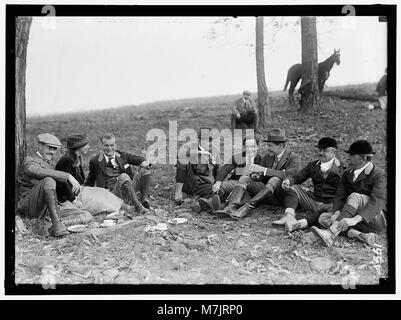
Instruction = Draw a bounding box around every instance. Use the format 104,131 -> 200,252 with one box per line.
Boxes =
113,173 -> 148,214
216,176 -> 251,215
197,180 -> 240,212
230,177 -> 277,219
20,177 -> 69,237
174,161 -> 187,205
133,167 -> 152,209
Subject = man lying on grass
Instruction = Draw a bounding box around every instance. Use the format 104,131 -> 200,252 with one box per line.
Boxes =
311,140 -> 387,247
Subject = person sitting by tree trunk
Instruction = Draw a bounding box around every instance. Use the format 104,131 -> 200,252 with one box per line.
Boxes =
231,90 -> 258,131
216,129 -> 301,219
311,140 -> 387,247
274,137 -> 345,232
84,133 -> 152,214
17,133 -> 82,237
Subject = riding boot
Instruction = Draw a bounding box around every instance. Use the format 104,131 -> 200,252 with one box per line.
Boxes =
198,194 -> 221,213
230,187 -> 273,219
121,181 -> 149,215
215,186 -> 246,216
44,189 -> 69,237
139,173 -> 151,209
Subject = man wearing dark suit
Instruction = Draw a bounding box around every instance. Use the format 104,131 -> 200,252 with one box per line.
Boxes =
84,133 -> 151,214
274,137 -> 345,231
216,129 -> 301,219
231,90 -> 258,131
311,140 -> 387,246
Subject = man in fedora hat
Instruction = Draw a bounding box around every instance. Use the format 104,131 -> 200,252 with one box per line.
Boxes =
311,139 -> 387,246
216,129 -> 301,219
273,137 -> 345,232
17,133 -> 82,237
85,133 -> 152,214
231,90 -> 258,131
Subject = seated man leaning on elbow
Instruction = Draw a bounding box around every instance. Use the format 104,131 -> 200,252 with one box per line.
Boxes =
274,137 -> 345,232
311,140 -> 387,247
84,133 -> 152,214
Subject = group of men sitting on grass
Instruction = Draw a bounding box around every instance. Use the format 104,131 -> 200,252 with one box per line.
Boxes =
17,124 -> 387,248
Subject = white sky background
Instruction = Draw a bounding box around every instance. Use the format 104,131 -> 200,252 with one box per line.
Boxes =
26,16 -> 387,116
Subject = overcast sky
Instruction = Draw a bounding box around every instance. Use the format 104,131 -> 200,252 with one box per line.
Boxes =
26,16 -> 387,116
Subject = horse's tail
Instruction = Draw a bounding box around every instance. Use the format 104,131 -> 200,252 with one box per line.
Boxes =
283,72 -> 290,91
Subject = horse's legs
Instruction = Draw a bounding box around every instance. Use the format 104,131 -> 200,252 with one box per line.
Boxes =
288,82 -> 297,105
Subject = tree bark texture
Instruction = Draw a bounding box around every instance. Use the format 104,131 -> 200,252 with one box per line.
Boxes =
299,16 -> 319,112
255,16 -> 270,129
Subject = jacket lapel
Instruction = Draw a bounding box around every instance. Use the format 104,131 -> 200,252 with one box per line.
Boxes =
353,162 -> 374,184
97,152 -> 107,175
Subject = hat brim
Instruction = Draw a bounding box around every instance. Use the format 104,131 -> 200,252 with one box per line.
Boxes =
315,144 -> 337,149
345,150 -> 376,155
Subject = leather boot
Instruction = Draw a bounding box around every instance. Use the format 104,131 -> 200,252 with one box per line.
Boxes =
215,186 -> 246,216
311,223 -> 340,247
44,189 -> 69,237
139,173 -> 151,209
230,187 -> 273,219
121,182 -> 149,215
198,194 -> 221,213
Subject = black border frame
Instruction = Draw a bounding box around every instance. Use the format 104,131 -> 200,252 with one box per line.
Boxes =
5,4 -> 396,295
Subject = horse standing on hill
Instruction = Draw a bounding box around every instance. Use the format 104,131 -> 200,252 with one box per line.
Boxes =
284,49 -> 341,105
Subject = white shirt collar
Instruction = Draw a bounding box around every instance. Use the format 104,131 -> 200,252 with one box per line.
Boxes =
353,162 -> 371,180
320,157 -> 335,173
36,150 -> 44,159
276,150 -> 285,161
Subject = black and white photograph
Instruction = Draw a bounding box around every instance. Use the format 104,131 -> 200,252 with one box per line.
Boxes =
4,2 -> 396,298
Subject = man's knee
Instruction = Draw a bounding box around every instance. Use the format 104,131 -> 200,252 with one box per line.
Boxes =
42,177 -> 57,190
117,173 -> 131,184
138,167 -> 152,176
239,175 -> 252,185
267,176 -> 281,190
346,192 -> 369,209
318,212 -> 333,228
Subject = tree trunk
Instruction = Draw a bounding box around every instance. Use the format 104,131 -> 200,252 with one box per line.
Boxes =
15,17 -> 32,201
255,16 -> 270,130
299,16 -> 319,112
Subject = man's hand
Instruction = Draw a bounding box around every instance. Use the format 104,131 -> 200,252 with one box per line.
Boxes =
73,199 -> 83,208
68,174 -> 81,195
140,160 -> 152,169
337,216 -> 362,232
330,210 -> 341,224
212,181 -> 222,193
281,179 -> 291,191
236,111 -> 241,119
249,164 -> 265,174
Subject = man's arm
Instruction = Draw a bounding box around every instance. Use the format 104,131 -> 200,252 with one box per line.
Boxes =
122,151 -> 146,166
264,152 -> 302,180
24,157 -> 70,182
287,161 -> 313,185
332,172 -> 349,212
357,171 -> 387,224
216,156 -> 238,181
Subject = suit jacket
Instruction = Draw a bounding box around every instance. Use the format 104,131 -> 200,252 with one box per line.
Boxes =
258,149 -> 302,182
232,97 -> 256,116
333,162 -> 386,224
287,158 -> 345,203
84,150 -> 145,188
216,153 -> 263,182
55,151 -> 86,202
18,151 -> 70,201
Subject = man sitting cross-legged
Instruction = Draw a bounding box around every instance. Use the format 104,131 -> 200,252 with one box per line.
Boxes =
216,129 -> 301,219
311,140 -> 387,247
84,133 -> 152,214
17,133 -> 83,237
273,137 -> 345,232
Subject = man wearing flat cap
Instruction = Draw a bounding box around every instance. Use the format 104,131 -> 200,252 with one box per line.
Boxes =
17,133 -> 82,237
231,90 -> 258,131
84,133 -> 152,214
275,137 -> 345,232
216,129 -> 301,219
311,139 -> 387,246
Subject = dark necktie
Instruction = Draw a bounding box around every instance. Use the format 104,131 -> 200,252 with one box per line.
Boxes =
107,157 -> 114,168
273,156 -> 279,170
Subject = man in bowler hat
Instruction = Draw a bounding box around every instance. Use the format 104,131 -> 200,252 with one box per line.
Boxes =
311,139 -> 387,246
275,137 -> 345,232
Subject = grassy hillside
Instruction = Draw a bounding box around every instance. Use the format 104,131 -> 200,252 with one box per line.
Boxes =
16,83 -> 389,287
